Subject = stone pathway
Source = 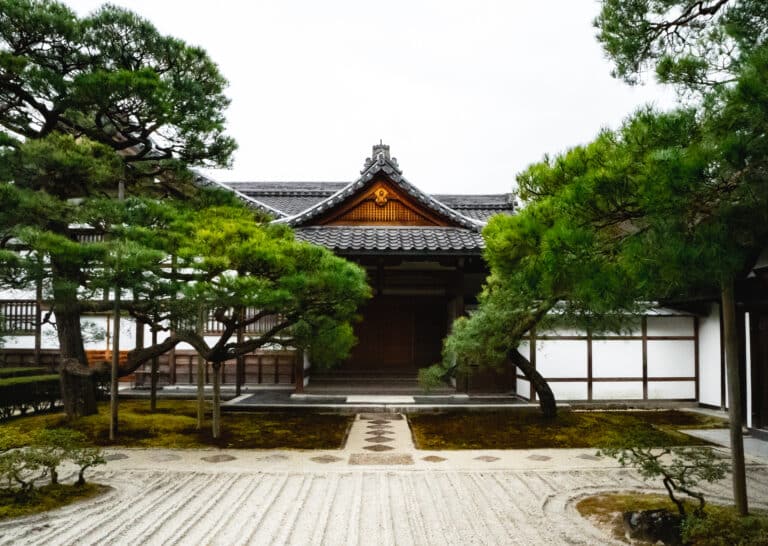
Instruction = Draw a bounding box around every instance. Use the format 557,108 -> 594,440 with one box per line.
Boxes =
1,414 -> 767,546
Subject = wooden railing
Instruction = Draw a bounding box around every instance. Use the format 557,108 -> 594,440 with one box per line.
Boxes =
0,300 -> 38,335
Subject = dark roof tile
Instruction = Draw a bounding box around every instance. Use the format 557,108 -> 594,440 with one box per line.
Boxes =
295,226 -> 484,254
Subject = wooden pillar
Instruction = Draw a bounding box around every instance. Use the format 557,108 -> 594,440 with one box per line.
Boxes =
34,273 -> 43,367
294,350 -> 305,393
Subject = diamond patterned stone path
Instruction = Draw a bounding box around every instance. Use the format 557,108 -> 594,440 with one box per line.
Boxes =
310,455 -> 344,464
363,444 -> 394,452
527,454 -> 552,462
422,455 -> 447,463
104,453 -> 129,461
365,435 -> 394,443
576,454 -> 601,461
474,455 -> 500,462
201,454 -> 237,463
346,413 -> 414,463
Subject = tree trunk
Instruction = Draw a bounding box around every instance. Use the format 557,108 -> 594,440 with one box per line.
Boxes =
196,308 -> 206,430
508,348 -> 557,419
150,328 -> 159,412
109,288 -> 120,441
722,279 -> 749,516
212,361 -> 222,439
196,354 -> 205,430
52,259 -> 98,417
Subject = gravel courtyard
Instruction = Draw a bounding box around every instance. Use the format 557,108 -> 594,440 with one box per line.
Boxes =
1,414 -> 767,546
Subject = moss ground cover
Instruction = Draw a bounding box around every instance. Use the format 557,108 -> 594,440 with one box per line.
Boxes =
0,401 -> 353,450
0,483 -> 108,521
408,410 -> 727,450
577,493 -> 768,545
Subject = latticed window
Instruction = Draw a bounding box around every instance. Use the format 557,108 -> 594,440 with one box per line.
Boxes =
0,300 -> 38,334
204,307 -> 283,335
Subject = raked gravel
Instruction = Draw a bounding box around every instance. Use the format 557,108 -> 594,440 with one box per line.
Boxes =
1,415 -> 767,546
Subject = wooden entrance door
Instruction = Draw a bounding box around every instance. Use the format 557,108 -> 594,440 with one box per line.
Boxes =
344,296 -> 446,371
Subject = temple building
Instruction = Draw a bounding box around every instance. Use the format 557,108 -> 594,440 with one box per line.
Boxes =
1,143 -> 766,434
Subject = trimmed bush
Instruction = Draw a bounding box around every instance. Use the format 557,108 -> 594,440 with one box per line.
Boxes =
0,367 -> 49,379
0,374 -> 60,420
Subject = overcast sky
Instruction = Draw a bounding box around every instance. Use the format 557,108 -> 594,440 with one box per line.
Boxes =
64,0 -> 677,194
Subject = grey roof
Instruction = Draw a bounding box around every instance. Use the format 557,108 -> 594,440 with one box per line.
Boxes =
201,146 -> 515,254
274,155 -> 486,231
223,185 -> 515,222
295,226 -> 484,254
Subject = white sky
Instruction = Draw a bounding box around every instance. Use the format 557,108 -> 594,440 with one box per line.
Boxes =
64,0 -> 677,194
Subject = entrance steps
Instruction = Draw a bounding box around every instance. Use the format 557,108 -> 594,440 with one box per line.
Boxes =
306,369 -> 455,395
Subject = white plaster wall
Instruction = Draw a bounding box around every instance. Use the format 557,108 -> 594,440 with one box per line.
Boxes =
647,316 -> 694,337
536,340 -> 587,378
648,380 -> 696,399
537,326 -> 585,337
592,340 -> 643,378
698,304 -> 722,407
647,340 -> 696,377
549,381 -> 588,400
593,381 -> 643,399
517,378 -> 531,400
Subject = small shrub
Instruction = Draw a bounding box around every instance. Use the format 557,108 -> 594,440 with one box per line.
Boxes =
70,447 -> 106,486
599,428 -> 728,517
682,508 -> 768,545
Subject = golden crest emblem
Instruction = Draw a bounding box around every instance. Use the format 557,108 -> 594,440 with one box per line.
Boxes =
373,187 -> 389,206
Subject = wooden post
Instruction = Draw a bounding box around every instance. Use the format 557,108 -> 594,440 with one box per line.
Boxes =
109,286 -> 120,441
150,327 -> 159,412
196,308 -> 205,431
33,270 -> 42,367
722,279 -> 749,516
236,307 -> 244,396
294,350 -> 304,393
212,362 -> 221,439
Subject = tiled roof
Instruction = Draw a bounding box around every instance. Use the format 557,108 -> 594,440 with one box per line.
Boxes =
223,185 -> 515,221
295,226 -> 484,254
453,208 -> 512,221
275,155 -> 486,231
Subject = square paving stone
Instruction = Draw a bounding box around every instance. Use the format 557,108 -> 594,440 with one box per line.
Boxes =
363,444 -> 394,452
349,453 -> 413,465
576,454 -> 601,461
364,435 -> 394,443
422,456 -> 447,463
527,454 -> 552,462
201,454 -> 237,463
474,455 -> 500,462
104,453 -> 129,461
310,455 -> 343,464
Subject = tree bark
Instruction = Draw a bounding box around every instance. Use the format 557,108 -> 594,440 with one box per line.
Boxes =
722,278 -> 749,516
52,257 -> 98,417
150,328 -> 158,412
109,287 -> 120,441
508,348 -> 557,419
212,361 -> 221,439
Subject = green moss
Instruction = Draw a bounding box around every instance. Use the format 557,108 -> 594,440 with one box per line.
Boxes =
577,493 -> 768,546
0,483 -> 107,520
0,401 -> 353,450
0,374 -> 59,387
408,410 -> 724,450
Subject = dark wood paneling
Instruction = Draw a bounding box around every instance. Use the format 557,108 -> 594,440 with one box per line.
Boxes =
344,296 -> 446,370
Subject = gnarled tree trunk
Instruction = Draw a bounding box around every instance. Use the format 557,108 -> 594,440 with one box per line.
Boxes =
508,348 -> 557,419
52,258 -> 99,417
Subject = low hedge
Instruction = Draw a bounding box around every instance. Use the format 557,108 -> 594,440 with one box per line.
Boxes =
0,374 -> 60,420
0,367 -> 49,379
